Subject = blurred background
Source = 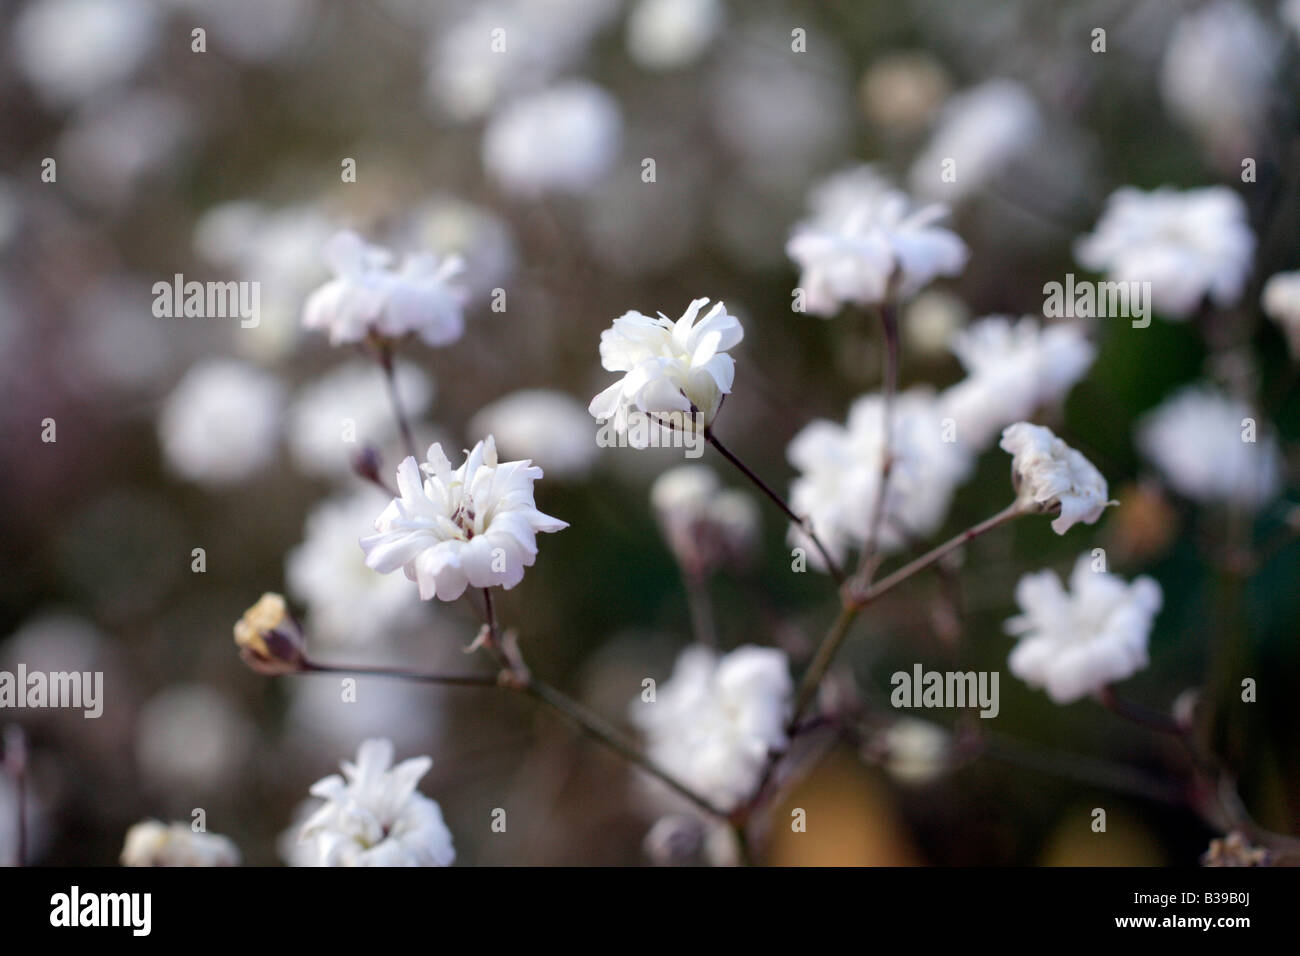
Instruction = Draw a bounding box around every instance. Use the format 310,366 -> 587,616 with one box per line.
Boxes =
1,0 -> 1299,865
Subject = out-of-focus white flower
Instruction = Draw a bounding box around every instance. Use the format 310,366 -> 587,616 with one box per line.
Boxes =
157,359 -> 284,487
425,0 -> 620,121
940,317 -> 1096,451
909,79 -> 1041,202
302,230 -> 467,347
1075,186 -> 1255,320
1000,423 -> 1114,534
1136,385 -> 1283,510
787,166 -> 968,315
194,200 -> 336,362
121,821 -> 241,867
902,289 -> 968,357
482,81 -> 623,198
879,718 -> 951,785
468,389 -> 598,479
287,491 -> 422,646
588,298 -> 743,438
1160,1 -> 1280,164
297,738 -> 455,867
859,52 -> 950,136
631,645 -> 791,811
626,0 -> 723,70
1005,554 -> 1162,704
13,0 -> 159,106
1261,271 -> 1300,357
403,198 -> 517,298
789,389 -> 972,569
287,360 -> 433,480
361,437 -> 567,601
651,466 -> 760,575
134,684 -> 253,792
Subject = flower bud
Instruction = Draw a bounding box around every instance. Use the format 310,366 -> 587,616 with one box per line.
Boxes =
234,593 -> 305,675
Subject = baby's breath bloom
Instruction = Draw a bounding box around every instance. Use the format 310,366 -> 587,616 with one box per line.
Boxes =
1005,554 -> 1162,704
1000,423 -> 1114,534
650,465 -> 760,575
121,820 -> 241,867
588,297 -> 743,439
1074,186 -> 1254,320
1261,271 -> 1300,358
297,738 -> 455,867
631,645 -> 791,811
302,230 -> 467,347
786,165 -> 968,315
361,437 -> 567,601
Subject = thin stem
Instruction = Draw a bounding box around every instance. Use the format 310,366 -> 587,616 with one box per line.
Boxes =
705,428 -> 846,583
1096,686 -> 1185,737
682,570 -> 716,647
523,678 -> 728,820
300,659 -> 501,687
790,500 -> 1026,726
856,302 -> 900,579
377,341 -> 419,461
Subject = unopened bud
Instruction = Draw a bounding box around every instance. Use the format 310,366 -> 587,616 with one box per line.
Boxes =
234,592 -> 305,675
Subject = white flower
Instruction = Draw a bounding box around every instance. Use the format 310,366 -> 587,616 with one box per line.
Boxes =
302,230 -> 467,347
287,360 -> 434,480
403,197 -> 517,298
902,289 -> 968,357
13,0 -> 159,106
650,466 -> 760,574
361,437 -> 568,601
1160,1 -> 1280,164
121,821 -> 241,867
879,719 -> 951,785
1075,186 -> 1255,320
134,684 -> 253,792
468,389 -> 598,480
788,389 -> 973,568
940,316 -> 1096,452
157,359 -> 284,487
1261,271 -> 1300,357
1136,385 -> 1283,510
909,79 -> 1041,202
482,81 -> 623,198
631,645 -> 791,811
1000,423 -> 1113,534
1005,554 -> 1162,704
297,738 -> 455,867
787,166 -> 968,315
626,0 -> 724,70
588,297 -> 744,439
287,491 -> 422,646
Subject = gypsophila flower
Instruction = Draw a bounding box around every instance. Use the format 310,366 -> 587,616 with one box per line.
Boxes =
786,165 -> 968,315
121,820 -> 241,867
631,645 -> 791,812
302,230 -> 467,347
468,389 -> 599,480
1074,186 -> 1255,320
287,491 -> 422,646
588,297 -> 743,439
1000,423 -> 1114,534
297,738 -> 454,867
909,79 -> 1041,202
877,719 -> 951,785
157,359 -> 284,487
650,465 -> 759,576
626,0 -> 724,71
1261,271 -> 1300,358
482,81 -> 623,198
789,389 -> 972,569
939,316 -> 1096,452
361,436 -> 567,601
1136,385 -> 1283,510
1005,554 -> 1162,704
